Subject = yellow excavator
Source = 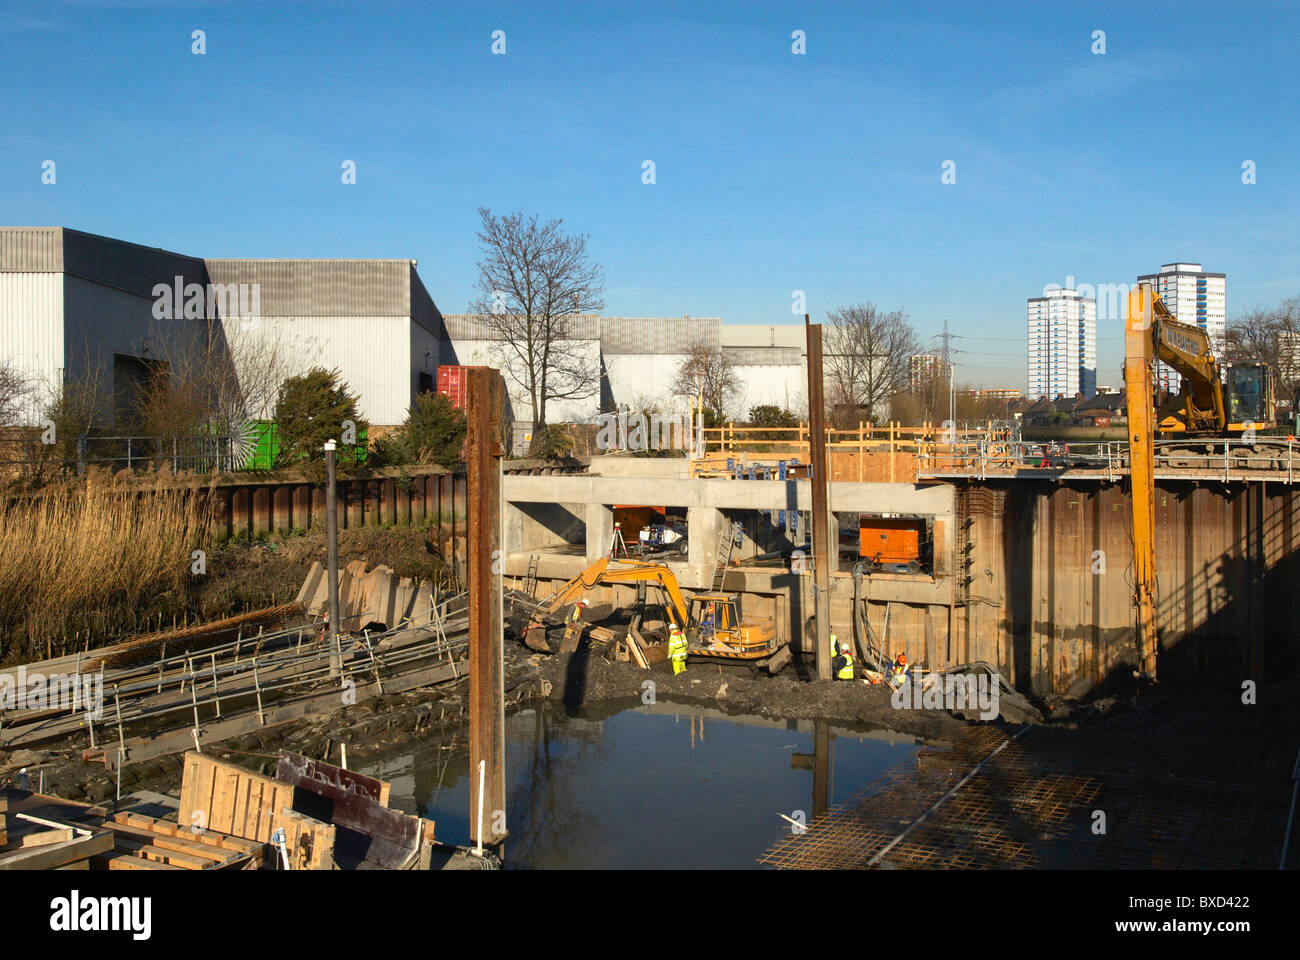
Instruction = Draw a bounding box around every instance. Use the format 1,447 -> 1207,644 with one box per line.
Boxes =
1124,281 -> 1277,680
521,556 -> 781,664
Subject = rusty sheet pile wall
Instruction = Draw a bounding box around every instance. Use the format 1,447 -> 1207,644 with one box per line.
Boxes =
957,479 -> 1300,695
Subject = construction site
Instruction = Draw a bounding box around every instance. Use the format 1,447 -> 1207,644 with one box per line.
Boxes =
0,288 -> 1297,874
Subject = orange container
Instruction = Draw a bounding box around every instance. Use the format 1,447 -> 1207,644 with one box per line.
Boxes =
858,516 -> 923,564
613,505 -> 666,543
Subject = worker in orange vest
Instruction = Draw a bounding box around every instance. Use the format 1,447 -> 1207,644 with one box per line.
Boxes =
886,652 -> 909,687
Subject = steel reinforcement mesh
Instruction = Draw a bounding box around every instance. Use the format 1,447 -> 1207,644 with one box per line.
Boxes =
759,723 -> 1295,870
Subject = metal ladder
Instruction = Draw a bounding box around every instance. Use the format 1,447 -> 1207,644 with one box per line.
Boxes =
711,521 -> 737,592
523,554 -> 539,598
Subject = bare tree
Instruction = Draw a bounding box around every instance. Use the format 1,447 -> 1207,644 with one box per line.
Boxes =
0,360 -> 32,428
823,303 -> 917,421
671,338 -> 741,417
1224,297 -> 1300,399
129,319 -> 308,439
468,208 -> 604,445
911,365 -> 951,424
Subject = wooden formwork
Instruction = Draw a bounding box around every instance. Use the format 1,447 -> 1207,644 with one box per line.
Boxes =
178,752 -> 334,868
96,811 -> 262,871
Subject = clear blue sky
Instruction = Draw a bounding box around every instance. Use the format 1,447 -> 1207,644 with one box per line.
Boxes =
4,0 -> 1298,390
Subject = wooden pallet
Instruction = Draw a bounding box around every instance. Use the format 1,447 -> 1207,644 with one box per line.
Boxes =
179,752 -> 337,868
97,812 -> 262,870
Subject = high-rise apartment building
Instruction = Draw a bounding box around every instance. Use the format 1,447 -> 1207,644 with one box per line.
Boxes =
1137,263 -> 1226,394
909,353 -> 952,393
1027,287 -> 1097,399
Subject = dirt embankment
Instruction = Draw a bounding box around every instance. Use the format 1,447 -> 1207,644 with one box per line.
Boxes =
0,524 -> 454,665
196,525 -> 450,617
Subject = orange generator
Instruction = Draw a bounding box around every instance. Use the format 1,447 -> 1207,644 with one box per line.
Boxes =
858,516 -> 925,568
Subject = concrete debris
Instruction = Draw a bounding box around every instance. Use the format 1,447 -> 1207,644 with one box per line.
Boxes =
295,560 -> 434,631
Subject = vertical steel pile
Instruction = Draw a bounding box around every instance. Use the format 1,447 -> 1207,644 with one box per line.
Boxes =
805,314 -> 832,680
467,367 -> 507,854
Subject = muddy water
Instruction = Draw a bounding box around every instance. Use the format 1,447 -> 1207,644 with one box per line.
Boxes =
360,699 -> 921,869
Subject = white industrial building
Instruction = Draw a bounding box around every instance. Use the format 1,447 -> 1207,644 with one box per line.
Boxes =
1027,287 -> 1097,399
0,227 -> 443,430
1137,262 -> 1226,394
2,227 -> 807,454
440,314 -> 807,427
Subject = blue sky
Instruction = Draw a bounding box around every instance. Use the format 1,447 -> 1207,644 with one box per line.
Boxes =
3,0 -> 1298,389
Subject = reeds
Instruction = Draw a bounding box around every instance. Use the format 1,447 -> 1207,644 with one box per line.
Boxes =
0,474 -> 214,660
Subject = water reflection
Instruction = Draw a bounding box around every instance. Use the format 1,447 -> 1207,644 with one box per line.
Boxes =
361,700 -> 919,869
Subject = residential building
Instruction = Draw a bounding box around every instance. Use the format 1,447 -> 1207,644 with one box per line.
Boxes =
1027,287 -> 1097,399
1137,262 -> 1226,394
908,353 -> 952,393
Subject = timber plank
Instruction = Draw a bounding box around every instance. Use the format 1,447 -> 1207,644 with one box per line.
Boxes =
0,831 -> 112,870
101,854 -> 186,871
117,812 -> 261,853
103,822 -> 243,865
132,843 -> 212,870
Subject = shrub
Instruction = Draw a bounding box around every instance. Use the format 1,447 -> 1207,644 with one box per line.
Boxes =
273,368 -> 368,480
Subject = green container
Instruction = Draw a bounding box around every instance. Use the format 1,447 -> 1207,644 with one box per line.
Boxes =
239,421 -> 366,470
248,420 -> 279,471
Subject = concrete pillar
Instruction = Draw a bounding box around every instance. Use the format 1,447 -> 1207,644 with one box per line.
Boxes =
505,501 -> 524,554
687,506 -> 721,567
586,502 -> 613,562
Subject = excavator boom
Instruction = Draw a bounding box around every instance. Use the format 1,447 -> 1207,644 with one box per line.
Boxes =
536,557 -> 690,630
1124,284 -> 1161,680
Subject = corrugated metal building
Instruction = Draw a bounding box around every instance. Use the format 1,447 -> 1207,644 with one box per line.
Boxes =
1,227 -> 447,428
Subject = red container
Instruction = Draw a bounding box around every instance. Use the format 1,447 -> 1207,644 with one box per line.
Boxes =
437,365 -> 469,411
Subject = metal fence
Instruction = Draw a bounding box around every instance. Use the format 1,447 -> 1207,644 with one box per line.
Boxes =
0,434 -> 239,477
917,437 -> 1300,482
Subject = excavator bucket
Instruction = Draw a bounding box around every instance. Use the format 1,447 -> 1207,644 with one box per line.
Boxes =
523,622 -> 554,653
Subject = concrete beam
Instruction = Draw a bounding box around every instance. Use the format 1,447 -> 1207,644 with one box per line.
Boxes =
503,475 -> 954,515
504,475 -> 956,579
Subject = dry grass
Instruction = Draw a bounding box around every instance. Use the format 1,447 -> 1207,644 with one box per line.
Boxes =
0,475 -> 214,661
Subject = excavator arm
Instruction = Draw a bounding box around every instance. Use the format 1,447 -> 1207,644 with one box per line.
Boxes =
535,557 -> 691,630
1145,291 -> 1226,433
1124,284 -> 1161,680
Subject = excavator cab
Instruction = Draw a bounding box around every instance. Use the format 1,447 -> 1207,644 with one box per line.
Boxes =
1225,363 -> 1276,431
686,593 -> 777,658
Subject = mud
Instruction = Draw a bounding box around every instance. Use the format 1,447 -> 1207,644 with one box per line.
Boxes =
533,649 -> 977,741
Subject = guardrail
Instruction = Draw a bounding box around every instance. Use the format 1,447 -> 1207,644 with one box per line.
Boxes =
916,438 -> 1299,482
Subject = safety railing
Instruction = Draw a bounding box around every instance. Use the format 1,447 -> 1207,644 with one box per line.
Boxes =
916,437 -> 1298,482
